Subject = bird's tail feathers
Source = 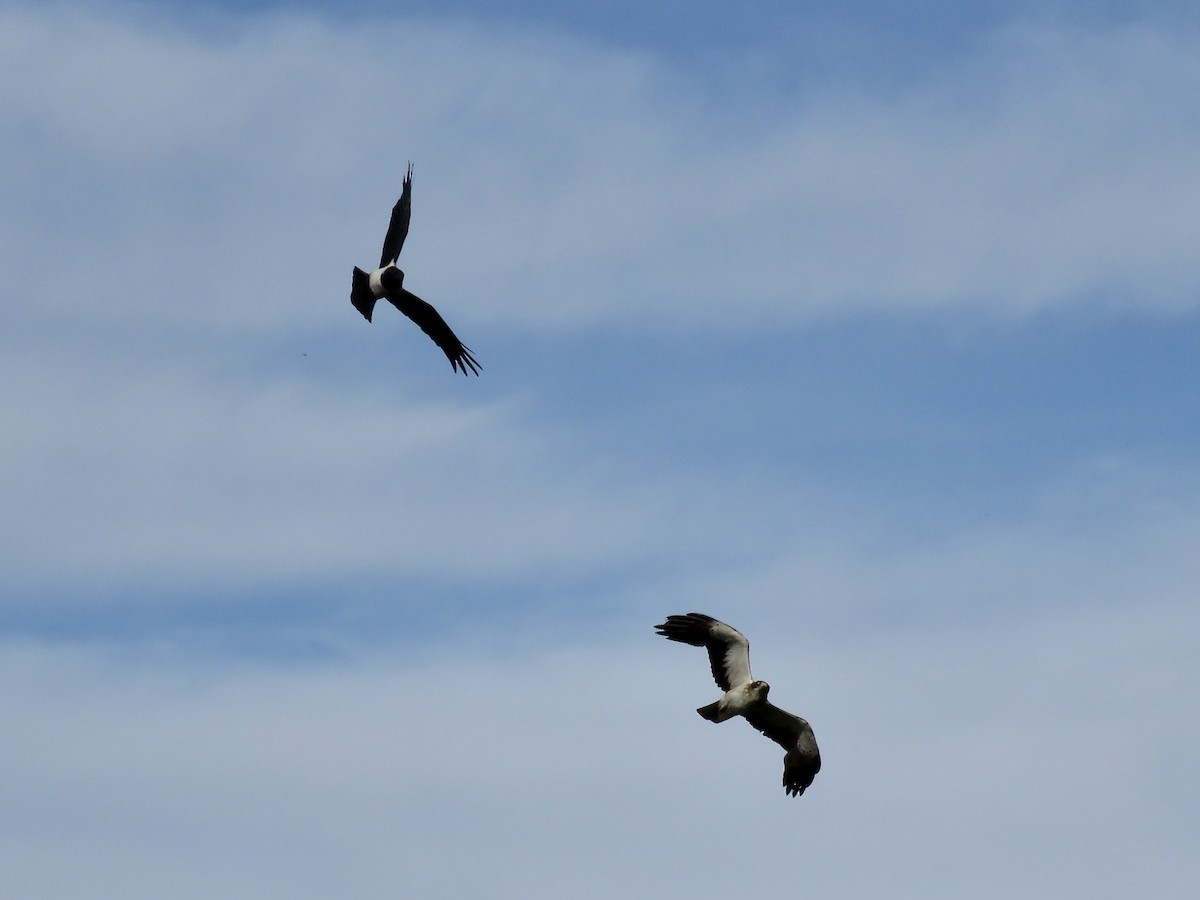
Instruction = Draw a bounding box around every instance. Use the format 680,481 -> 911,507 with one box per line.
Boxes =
350,267 -> 378,321
696,701 -> 723,722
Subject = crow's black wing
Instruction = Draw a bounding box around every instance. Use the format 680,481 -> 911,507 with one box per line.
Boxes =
379,162 -> 413,267
388,288 -> 480,376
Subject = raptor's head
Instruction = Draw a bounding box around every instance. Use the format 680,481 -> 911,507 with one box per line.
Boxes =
748,680 -> 770,699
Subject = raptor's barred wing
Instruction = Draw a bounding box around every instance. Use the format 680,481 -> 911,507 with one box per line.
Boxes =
655,613 -> 753,691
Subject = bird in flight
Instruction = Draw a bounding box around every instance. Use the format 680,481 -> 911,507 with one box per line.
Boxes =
350,163 -> 481,376
655,612 -> 821,797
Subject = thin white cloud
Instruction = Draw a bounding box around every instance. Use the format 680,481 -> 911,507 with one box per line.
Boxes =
5,439 -> 1197,892
0,5 -> 1196,894
0,355 -> 746,595
3,3 -> 1197,599
2,580 -> 1196,898
3,6 -> 1200,339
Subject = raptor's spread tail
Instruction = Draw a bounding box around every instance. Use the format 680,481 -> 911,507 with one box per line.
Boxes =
696,701 -> 722,722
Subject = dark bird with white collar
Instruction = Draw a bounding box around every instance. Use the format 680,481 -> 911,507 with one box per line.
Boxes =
350,163 -> 481,376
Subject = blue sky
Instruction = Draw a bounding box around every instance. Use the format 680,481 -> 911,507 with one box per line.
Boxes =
2,1 -> 1199,897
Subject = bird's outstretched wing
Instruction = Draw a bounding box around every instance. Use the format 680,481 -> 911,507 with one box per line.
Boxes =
379,162 -> 414,268
655,613 -> 753,691
387,288 -> 481,376
742,701 -> 821,797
